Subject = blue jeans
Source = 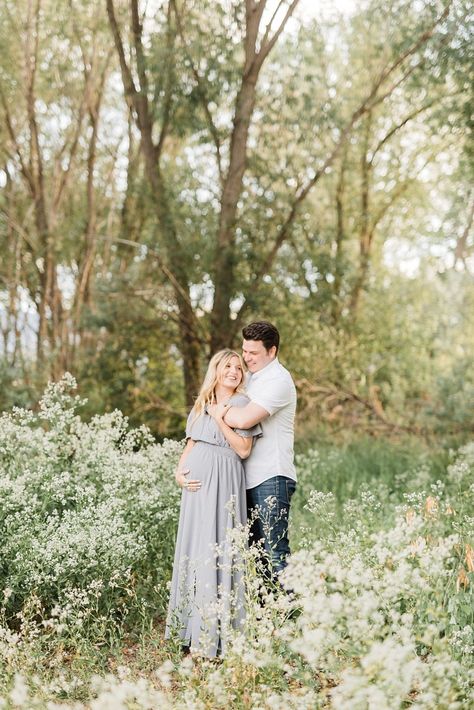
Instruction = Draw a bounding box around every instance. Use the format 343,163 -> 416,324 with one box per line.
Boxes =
246,476 -> 296,580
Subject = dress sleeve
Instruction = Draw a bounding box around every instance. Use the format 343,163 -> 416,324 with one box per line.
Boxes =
185,408 -> 195,439
230,394 -> 263,439
233,422 -> 263,439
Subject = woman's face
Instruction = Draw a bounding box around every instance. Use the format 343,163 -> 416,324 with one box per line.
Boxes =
218,355 -> 243,389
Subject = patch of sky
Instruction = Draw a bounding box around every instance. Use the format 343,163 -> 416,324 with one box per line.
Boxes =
190,279 -> 214,314
57,265 -> 76,310
229,294 -> 245,319
0,286 -> 38,357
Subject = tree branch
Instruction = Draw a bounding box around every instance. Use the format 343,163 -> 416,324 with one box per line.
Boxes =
156,1 -> 175,157
453,196 -> 474,267
257,0 -> 301,67
0,88 -> 36,195
369,99 -> 438,165
106,0 -> 139,106
244,0 -> 267,73
259,0 -> 285,49
131,0 -> 149,97
170,0 -> 223,182
235,0 -> 453,313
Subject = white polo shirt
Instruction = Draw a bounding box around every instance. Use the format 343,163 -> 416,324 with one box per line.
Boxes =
244,358 -> 297,490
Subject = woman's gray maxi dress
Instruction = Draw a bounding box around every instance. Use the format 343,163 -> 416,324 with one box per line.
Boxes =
165,394 -> 261,657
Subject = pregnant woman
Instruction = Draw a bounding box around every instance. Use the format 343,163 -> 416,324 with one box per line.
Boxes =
165,349 -> 262,658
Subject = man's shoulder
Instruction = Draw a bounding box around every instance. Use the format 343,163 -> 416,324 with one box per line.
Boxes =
265,361 -> 296,389
257,359 -> 293,381
248,363 -> 296,411
276,361 -> 295,381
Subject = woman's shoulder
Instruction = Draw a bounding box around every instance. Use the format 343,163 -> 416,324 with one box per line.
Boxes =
186,406 -> 197,422
186,406 -> 204,430
229,393 -> 250,407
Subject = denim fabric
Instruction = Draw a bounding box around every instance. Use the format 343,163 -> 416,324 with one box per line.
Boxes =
246,475 -> 296,578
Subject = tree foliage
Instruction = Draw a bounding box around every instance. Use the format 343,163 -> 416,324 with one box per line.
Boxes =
0,0 -> 472,436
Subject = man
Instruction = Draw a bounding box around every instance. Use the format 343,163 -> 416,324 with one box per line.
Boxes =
211,321 -> 297,580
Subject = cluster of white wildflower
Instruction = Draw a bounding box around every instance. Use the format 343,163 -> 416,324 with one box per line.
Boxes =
0,381 -> 473,709
174,445 -> 474,709
0,375 -> 182,643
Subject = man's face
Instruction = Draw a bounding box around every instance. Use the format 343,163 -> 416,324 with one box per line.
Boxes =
242,339 -> 276,373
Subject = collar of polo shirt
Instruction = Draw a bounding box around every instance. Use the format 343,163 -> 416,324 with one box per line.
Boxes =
248,357 -> 280,381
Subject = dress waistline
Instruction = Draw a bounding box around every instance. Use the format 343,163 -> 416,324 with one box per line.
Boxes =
193,440 -> 241,461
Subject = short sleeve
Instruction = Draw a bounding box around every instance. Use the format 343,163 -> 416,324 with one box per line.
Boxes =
234,422 -> 263,439
250,376 -> 294,416
185,408 -> 195,438
229,393 -> 263,439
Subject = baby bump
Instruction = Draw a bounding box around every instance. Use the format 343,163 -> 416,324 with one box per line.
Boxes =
186,441 -> 244,482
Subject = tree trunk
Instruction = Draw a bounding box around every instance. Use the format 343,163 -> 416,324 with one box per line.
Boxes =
106,0 -> 203,404
350,112 -> 373,315
210,73 -> 259,351
332,150 -> 348,324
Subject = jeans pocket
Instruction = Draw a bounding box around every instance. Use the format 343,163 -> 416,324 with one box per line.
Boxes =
285,478 -> 296,504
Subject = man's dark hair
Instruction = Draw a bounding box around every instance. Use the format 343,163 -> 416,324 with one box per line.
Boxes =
242,321 -> 280,353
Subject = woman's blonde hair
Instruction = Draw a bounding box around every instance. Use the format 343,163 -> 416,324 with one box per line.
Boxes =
191,349 -> 246,422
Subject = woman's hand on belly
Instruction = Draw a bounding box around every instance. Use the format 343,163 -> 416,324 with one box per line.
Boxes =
175,468 -> 201,492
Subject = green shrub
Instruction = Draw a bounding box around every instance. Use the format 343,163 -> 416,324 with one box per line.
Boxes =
0,375 -> 182,643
